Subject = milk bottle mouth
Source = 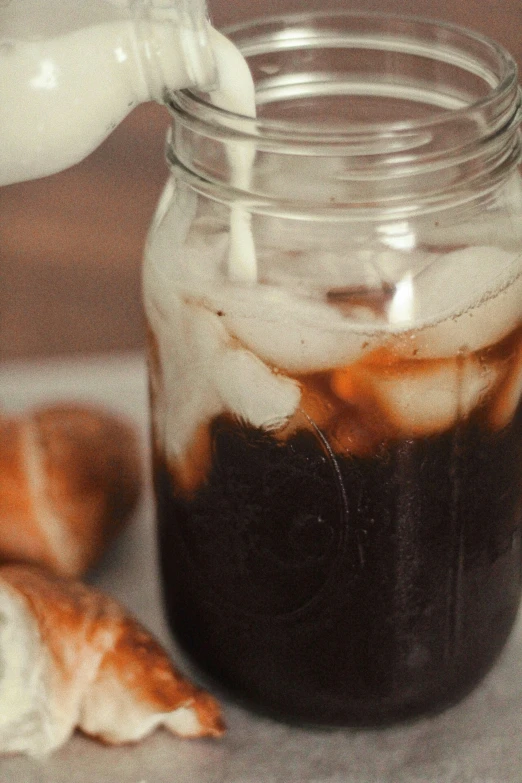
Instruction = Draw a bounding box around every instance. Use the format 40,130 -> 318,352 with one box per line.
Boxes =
134,0 -> 217,94
167,10 -> 522,211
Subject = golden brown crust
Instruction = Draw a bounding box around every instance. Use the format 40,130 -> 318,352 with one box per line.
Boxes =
95,615 -> 225,737
0,419 -> 54,565
190,691 -> 226,737
0,563 -> 113,671
0,564 -> 225,743
33,404 -> 142,575
0,404 -> 142,577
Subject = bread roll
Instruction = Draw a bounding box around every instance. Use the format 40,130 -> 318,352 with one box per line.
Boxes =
0,403 -> 142,577
0,564 -> 225,757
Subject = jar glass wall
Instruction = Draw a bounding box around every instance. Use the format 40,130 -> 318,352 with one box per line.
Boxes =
144,8 -> 522,725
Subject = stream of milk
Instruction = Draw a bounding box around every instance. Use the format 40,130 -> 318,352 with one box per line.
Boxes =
0,2 -> 258,280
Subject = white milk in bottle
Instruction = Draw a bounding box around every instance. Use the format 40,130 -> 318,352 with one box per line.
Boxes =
0,0 -> 258,274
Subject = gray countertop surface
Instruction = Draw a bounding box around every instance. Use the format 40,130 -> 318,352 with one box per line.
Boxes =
1,353 -> 522,783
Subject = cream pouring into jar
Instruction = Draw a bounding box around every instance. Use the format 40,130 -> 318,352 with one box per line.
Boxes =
0,0 -> 257,275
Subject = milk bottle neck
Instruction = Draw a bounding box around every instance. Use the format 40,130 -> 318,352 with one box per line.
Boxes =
131,0 -> 216,101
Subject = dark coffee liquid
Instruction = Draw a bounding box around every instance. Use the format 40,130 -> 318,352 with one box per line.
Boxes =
156,402 -> 522,725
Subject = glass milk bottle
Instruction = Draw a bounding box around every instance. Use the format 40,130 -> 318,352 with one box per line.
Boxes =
0,0 -> 219,185
144,9 -> 522,726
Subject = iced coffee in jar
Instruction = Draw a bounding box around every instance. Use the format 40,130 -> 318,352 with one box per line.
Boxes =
144,9 -> 522,726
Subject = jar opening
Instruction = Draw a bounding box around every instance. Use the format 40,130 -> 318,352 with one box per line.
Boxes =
167,9 -> 521,213
169,9 -> 520,150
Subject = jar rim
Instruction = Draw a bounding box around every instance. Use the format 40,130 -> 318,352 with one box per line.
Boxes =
168,8 -> 521,147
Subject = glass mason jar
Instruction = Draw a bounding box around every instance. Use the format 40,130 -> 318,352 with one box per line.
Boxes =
144,9 -> 522,726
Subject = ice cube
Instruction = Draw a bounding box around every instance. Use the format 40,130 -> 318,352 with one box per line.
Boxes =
209,284 -> 379,373
261,250 -> 385,294
405,247 -> 522,358
214,348 -> 301,430
368,355 -> 498,436
414,247 -> 519,322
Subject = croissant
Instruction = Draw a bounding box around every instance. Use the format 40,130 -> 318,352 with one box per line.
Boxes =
0,563 -> 225,757
0,403 -> 142,577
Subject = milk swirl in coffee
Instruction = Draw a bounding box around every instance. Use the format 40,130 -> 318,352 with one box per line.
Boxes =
145,192 -> 522,721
